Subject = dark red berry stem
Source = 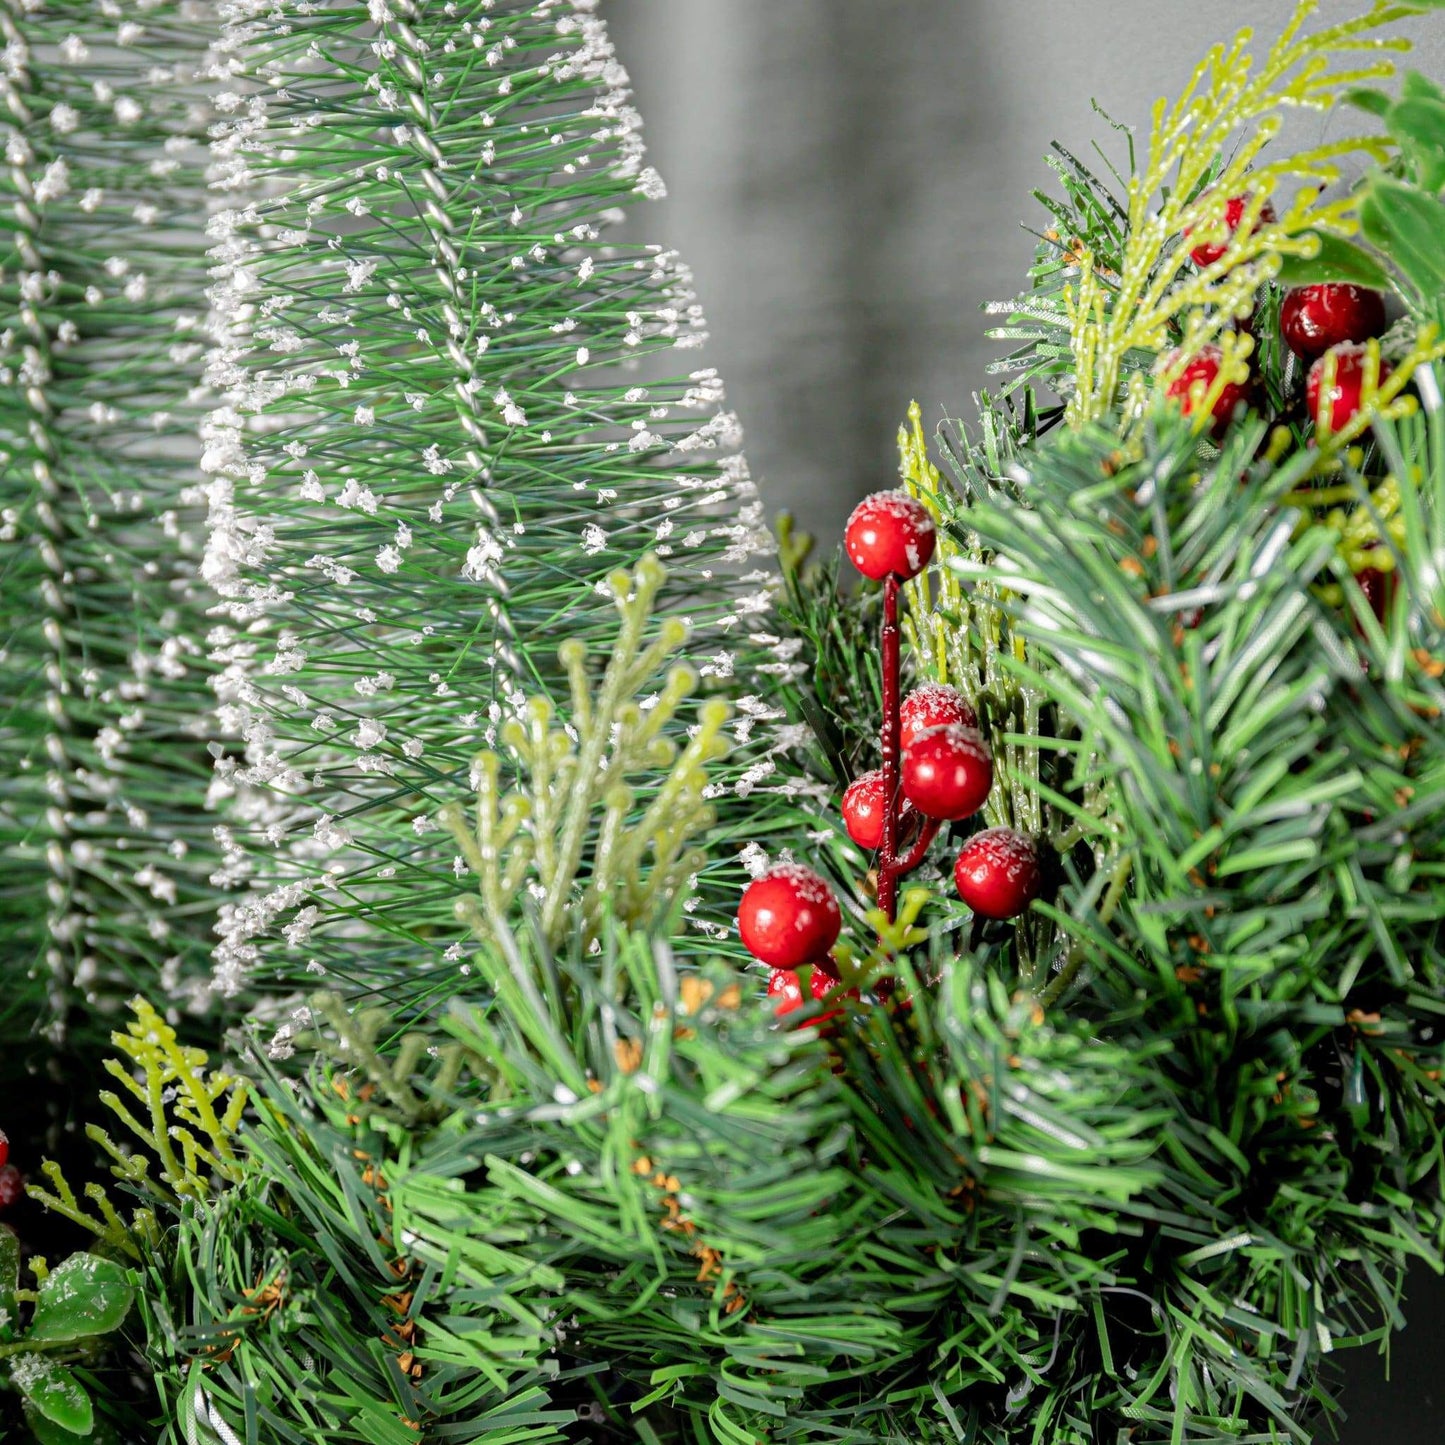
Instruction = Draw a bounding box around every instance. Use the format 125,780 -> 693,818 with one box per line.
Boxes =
878,575 -> 902,922
895,817 -> 941,876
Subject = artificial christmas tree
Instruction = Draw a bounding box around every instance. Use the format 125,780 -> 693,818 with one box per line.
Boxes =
4,1 -> 1445,1443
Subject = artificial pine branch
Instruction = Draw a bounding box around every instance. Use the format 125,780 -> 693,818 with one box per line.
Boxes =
940,395 -> 1445,1437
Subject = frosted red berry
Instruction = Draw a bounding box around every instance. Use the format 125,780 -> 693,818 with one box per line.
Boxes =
768,958 -> 856,1022
738,863 -> 842,969
1306,343 -> 1390,435
0,1165 -> 22,1211
953,827 -> 1042,920
1161,345 -> 1252,440
842,769 -> 889,850
844,492 -> 937,582
1186,192 -> 1276,268
899,683 -> 977,751
1280,284 -> 1387,359
0,1130 -> 8,1171
901,723 -> 993,821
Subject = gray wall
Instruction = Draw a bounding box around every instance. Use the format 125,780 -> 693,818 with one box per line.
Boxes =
607,2 -> 1445,1439
610,0 -> 1444,541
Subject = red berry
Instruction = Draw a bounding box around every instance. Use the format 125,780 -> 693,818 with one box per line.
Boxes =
1358,565 -> 1397,623
953,827 -> 1042,920
899,683 -> 977,751
842,769 -> 889,850
1187,192 -> 1276,268
768,958 -> 856,1022
1280,284 -> 1387,359
0,1130 -> 8,1171
1306,343 -> 1390,435
1160,345 -> 1252,440
844,492 -> 937,582
901,723 -> 992,821
0,1165 -> 22,1211
738,863 -> 842,969
1355,543 -> 1398,625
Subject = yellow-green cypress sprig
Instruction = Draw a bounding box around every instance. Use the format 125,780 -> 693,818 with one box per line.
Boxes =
28,998 -> 247,1258
1068,0 -> 1411,427
440,554 -> 730,951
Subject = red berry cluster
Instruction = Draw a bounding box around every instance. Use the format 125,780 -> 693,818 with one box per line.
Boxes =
837,494 -> 1041,923
734,490 -> 1045,1021
734,491 -> 1045,1019
1167,190 -> 1391,440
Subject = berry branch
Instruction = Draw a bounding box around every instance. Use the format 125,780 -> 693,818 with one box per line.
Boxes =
736,484 -> 1046,1014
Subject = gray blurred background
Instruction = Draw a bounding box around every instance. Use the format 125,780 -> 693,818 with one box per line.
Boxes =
607,2 -> 1445,1440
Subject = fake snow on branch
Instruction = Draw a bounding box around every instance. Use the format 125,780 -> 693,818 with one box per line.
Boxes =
199,0 -> 774,1003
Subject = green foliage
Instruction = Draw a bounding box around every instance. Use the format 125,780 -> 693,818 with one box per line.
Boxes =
928,395 -> 1445,1439
1068,0 -> 1411,425
153,924 -> 841,1445
0,1244 -> 135,1439
27,1257 -> 135,1348
440,554 -> 731,951
1351,69 -> 1445,327
9,1354 -> 92,1438
0,0 -> 223,1061
773,515 -> 885,789
277,991 -> 470,1128
12,3 -> 1445,1445
169,901 -> 1445,1445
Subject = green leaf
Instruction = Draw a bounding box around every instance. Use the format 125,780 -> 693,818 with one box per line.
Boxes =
1388,96 -> 1445,191
1274,231 -> 1392,290
26,1255 -> 133,1345
1359,176 -> 1445,302
1344,86 -> 1394,119
1390,96 -> 1445,153
25,1404 -> 106,1445
8,1354 -> 93,1437
1401,68 -> 1445,104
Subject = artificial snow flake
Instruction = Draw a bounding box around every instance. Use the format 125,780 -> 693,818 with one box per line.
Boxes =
494,387 -> 527,426
32,158 -> 70,203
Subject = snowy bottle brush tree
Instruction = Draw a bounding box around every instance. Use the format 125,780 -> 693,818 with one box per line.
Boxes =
4,2 -> 1445,1444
